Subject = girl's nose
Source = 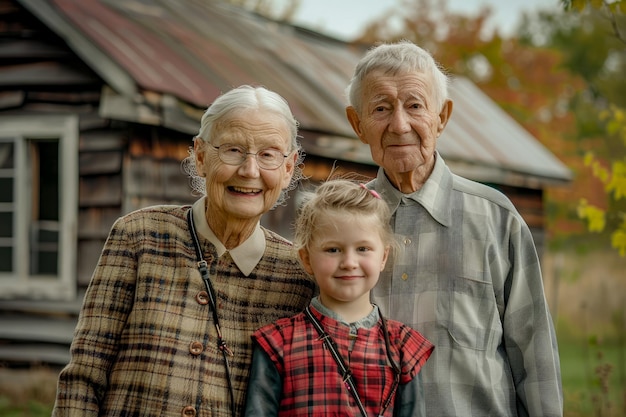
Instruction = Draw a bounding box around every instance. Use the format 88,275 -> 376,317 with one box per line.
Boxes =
340,252 -> 358,269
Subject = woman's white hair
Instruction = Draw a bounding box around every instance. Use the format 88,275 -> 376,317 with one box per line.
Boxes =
182,85 -> 305,207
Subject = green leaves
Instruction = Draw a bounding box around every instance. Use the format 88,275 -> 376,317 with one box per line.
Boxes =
578,198 -> 606,232
579,104 -> 626,256
563,0 -> 626,12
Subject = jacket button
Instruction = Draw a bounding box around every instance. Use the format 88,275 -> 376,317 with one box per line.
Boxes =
196,291 -> 209,305
189,341 -> 204,355
181,405 -> 196,416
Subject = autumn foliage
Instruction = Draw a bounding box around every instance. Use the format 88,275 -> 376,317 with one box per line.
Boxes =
357,0 -> 626,254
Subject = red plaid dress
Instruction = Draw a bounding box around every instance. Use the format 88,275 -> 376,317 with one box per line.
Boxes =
252,305 -> 433,416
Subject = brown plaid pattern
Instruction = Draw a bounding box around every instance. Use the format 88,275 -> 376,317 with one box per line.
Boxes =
53,205 -> 315,417
252,305 -> 433,416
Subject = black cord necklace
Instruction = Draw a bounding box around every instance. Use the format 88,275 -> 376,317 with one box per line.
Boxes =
187,209 -> 236,417
304,305 -> 401,417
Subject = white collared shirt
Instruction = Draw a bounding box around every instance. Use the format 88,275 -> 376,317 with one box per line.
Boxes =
192,198 -> 266,276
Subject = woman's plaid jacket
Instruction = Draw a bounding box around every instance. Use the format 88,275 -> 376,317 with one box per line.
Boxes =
52,204 -> 315,417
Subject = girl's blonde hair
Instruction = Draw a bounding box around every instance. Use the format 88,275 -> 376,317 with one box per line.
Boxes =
294,179 -> 395,252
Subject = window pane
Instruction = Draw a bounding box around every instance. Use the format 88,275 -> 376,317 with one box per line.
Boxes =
0,142 -> 13,273
0,212 -> 11,237
34,251 -> 57,275
38,228 -> 58,243
37,141 -> 59,221
0,142 -> 13,169
0,178 -> 12,203
30,223 -> 59,276
29,140 -> 60,276
0,247 -> 12,272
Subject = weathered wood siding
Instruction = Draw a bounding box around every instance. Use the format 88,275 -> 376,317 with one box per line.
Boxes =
0,0 -> 195,363
0,0 -> 552,366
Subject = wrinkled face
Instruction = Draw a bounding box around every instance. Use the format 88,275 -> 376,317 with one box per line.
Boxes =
348,69 -> 449,176
194,108 -> 295,222
299,212 -> 389,309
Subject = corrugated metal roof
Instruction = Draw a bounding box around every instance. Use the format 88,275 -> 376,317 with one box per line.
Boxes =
17,0 -> 572,186
20,0 -> 357,134
440,77 -> 572,186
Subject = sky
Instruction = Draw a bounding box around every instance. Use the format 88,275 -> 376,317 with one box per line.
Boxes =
289,0 -> 562,41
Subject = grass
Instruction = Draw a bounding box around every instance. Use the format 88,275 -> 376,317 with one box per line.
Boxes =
0,397 -> 52,417
559,321 -> 626,417
0,366 -> 57,417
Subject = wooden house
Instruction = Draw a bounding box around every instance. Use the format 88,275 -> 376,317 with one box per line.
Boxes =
0,0 -> 571,364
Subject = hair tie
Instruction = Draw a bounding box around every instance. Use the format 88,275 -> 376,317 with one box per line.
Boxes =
359,183 -> 381,199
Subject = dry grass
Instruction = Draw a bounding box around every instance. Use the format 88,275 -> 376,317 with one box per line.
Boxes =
0,365 -> 59,414
542,249 -> 626,337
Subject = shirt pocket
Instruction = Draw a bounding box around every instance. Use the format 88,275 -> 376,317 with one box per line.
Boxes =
438,276 -> 500,351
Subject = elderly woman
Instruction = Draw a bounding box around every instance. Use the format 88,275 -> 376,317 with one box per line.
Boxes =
52,85 -> 316,417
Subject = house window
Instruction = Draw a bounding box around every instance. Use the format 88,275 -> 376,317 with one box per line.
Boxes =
0,115 -> 78,300
0,142 -> 14,272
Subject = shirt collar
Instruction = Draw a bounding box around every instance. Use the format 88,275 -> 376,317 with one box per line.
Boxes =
192,198 -> 266,276
372,151 -> 453,227
310,296 -> 380,328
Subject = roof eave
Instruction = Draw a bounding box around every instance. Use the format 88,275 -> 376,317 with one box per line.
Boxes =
17,0 -> 137,97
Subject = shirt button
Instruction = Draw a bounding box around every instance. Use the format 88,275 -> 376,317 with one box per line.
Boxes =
401,273 -> 409,281
404,237 -> 412,245
196,291 -> 209,305
181,406 -> 196,417
189,341 -> 204,355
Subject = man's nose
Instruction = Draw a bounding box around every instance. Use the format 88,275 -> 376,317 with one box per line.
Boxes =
388,108 -> 411,134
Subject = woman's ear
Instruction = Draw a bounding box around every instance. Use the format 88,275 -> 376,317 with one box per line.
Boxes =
194,137 -> 206,176
298,248 -> 314,275
281,150 -> 298,189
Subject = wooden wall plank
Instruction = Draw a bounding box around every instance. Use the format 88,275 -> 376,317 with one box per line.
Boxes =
79,175 -> 122,207
77,239 -> 107,287
79,150 -> 122,175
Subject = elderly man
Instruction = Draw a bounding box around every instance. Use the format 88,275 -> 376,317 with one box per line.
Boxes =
345,40 -> 562,416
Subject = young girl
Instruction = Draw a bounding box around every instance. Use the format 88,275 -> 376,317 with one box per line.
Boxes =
244,179 -> 433,417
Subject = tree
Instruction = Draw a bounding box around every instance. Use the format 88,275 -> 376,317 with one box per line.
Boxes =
558,0 -> 626,255
359,0 -> 589,248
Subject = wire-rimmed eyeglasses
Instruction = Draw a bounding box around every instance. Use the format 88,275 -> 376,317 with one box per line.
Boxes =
212,144 -> 289,170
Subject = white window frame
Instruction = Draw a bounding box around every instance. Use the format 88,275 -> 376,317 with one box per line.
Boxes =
0,115 -> 78,300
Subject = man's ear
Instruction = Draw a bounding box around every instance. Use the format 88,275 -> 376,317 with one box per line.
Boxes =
346,106 -> 366,143
437,100 -> 453,136
298,248 -> 314,275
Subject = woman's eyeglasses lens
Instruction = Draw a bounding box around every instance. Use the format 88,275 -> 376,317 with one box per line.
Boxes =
214,144 -> 287,170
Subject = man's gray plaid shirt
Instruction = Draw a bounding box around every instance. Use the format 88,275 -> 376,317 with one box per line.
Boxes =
369,152 -> 563,417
